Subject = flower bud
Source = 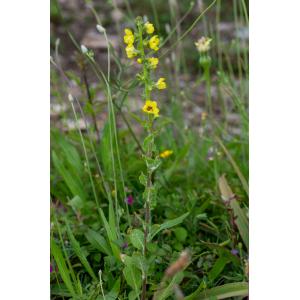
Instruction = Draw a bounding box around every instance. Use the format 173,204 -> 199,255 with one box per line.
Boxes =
96,24 -> 105,33
81,44 -> 88,54
68,94 -> 74,102
199,55 -> 211,69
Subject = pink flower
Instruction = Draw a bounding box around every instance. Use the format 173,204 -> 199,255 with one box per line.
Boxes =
126,195 -> 134,205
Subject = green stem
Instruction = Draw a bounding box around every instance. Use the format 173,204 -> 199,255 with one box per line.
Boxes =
137,20 -> 154,300
203,61 -> 213,118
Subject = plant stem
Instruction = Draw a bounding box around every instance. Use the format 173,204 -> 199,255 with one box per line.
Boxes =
204,65 -> 212,116
82,67 -> 99,138
137,20 -> 154,300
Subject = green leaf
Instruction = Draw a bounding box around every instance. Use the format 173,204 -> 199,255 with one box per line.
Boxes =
85,228 -> 112,256
150,212 -> 190,240
50,238 -> 76,297
52,150 -> 86,201
129,229 -> 144,250
58,135 -> 83,175
184,282 -> 249,300
68,195 -> 84,211
66,223 -> 97,281
99,208 -> 121,261
139,172 -> 147,186
143,156 -> 161,172
107,277 -> 121,299
208,256 -> 230,282
143,134 -> 154,152
124,254 -> 148,275
218,174 -> 249,249
173,227 -> 188,242
123,265 -> 142,292
128,290 -> 139,300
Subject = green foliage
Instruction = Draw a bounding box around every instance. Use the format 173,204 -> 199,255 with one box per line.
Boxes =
51,238 -> 76,297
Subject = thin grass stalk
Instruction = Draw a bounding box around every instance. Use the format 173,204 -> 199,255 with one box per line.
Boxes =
87,7 -> 130,228
233,0 -> 244,99
215,0 -> 228,126
150,0 -> 160,32
69,98 -> 101,211
53,212 -> 77,291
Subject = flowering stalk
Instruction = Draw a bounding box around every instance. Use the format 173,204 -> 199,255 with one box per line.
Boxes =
195,37 -> 213,116
123,17 -> 166,299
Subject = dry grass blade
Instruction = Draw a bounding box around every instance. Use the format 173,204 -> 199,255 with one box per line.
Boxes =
218,174 -> 249,249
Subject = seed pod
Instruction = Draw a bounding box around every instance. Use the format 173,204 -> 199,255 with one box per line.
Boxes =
165,250 -> 190,278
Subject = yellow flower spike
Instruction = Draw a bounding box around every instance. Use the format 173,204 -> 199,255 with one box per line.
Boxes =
149,35 -> 160,51
125,45 -> 137,59
142,100 -> 159,117
156,78 -> 167,90
124,34 -> 134,45
160,150 -> 173,158
147,57 -> 159,69
144,21 -> 155,34
195,37 -> 212,53
124,28 -> 134,45
124,28 -> 133,36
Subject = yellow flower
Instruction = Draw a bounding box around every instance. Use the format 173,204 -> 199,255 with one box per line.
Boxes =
148,57 -> 159,69
124,28 -> 133,35
201,112 -> 207,121
195,37 -> 212,53
142,100 -> 159,117
144,22 -> 155,34
149,35 -> 160,51
160,150 -> 173,158
124,28 -> 134,45
137,58 -> 142,64
156,78 -> 167,89
125,45 -> 137,58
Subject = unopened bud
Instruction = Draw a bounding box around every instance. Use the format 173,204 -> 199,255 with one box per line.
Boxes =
96,24 -> 105,33
81,44 -> 88,54
68,94 -> 74,102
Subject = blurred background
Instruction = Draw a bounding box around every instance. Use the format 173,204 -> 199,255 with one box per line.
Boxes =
50,0 -> 248,136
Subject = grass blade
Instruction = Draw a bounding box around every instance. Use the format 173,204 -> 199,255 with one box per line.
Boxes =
99,208 -> 121,260
185,282 -> 249,300
85,228 -> 112,256
66,223 -> 97,281
51,238 -> 76,297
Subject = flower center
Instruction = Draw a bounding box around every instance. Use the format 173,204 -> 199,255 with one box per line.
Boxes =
147,106 -> 153,111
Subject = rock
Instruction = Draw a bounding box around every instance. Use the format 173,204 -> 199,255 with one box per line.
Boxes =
81,30 -> 119,49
